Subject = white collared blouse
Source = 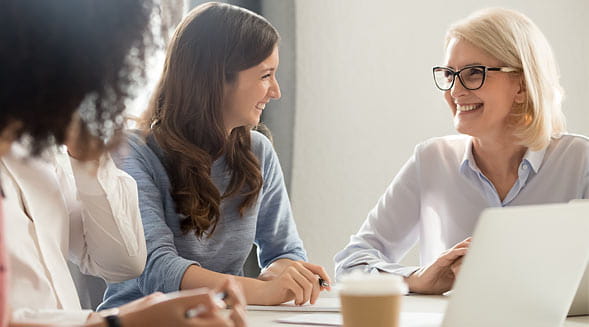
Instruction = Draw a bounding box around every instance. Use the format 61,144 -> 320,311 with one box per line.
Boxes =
334,134 -> 589,278
1,144 -> 146,324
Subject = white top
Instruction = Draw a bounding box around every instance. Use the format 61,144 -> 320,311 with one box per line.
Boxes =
1,144 -> 146,324
334,134 -> 589,278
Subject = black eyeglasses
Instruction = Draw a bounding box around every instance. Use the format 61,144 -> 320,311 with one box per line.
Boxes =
433,65 -> 518,91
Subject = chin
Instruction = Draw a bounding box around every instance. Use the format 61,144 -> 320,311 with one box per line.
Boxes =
454,123 -> 474,136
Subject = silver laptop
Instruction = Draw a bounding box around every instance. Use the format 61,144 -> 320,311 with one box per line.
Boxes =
569,264 -> 589,316
442,202 -> 589,327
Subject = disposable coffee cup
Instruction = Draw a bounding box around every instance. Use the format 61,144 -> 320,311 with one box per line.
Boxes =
338,272 -> 407,327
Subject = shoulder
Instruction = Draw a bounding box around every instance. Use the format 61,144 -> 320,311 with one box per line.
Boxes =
547,133 -> 589,156
551,133 -> 589,146
415,134 -> 470,158
115,130 -> 166,176
122,130 -> 150,156
249,130 -> 275,159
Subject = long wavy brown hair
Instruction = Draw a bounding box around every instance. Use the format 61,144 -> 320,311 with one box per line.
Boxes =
140,2 -> 279,238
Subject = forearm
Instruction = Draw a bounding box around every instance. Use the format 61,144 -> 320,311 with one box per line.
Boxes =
180,265 -> 268,305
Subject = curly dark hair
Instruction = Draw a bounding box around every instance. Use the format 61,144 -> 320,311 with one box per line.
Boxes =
0,0 -> 155,154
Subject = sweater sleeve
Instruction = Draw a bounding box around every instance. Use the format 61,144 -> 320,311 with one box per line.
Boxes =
253,133 -> 307,268
334,144 -> 423,279
119,150 -> 198,294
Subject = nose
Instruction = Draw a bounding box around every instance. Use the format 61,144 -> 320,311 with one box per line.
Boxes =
269,78 -> 281,100
449,76 -> 468,98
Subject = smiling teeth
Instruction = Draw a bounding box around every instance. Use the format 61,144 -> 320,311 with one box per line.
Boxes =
457,104 -> 481,112
256,103 -> 266,110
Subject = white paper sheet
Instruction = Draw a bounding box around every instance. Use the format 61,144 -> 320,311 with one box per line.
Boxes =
247,297 -> 340,312
274,312 -> 444,327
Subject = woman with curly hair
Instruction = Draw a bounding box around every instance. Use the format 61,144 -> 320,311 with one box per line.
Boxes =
0,0 -> 246,326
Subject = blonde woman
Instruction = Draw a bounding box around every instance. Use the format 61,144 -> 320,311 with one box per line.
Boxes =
335,8 -> 588,295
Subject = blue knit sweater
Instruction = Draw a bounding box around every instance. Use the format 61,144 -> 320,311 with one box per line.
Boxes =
99,131 -> 307,309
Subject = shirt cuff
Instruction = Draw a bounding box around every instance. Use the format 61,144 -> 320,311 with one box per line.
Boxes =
262,252 -> 308,269
11,308 -> 93,325
166,257 -> 202,293
372,263 -> 420,278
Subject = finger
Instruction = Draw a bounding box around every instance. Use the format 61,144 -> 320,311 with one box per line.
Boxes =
219,278 -> 246,307
451,237 -> 472,249
175,290 -> 218,313
229,306 -> 248,327
145,292 -> 167,305
288,268 -> 313,305
283,273 -> 305,305
288,264 -> 323,304
167,288 -> 210,300
293,268 -> 320,305
438,247 -> 467,266
451,257 -> 463,277
289,262 -> 320,286
300,262 -> 333,290
309,277 -> 321,305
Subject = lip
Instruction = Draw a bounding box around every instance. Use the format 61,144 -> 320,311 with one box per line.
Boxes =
255,102 -> 268,110
456,103 -> 483,113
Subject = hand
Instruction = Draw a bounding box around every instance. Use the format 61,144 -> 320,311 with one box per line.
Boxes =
257,259 -> 332,305
450,256 -> 464,278
206,278 -> 247,327
90,278 -> 248,327
118,287 -> 245,327
87,292 -> 168,324
219,277 -> 247,310
405,237 -> 471,294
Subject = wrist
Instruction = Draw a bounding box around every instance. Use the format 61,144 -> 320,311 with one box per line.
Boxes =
97,308 -> 121,327
258,269 -> 277,281
241,277 -> 269,305
260,258 -> 293,280
404,268 -> 422,293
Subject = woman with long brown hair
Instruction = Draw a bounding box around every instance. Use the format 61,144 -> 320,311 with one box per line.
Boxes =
100,2 -> 331,309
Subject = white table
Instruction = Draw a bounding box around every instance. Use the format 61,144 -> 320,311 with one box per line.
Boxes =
246,295 -> 589,327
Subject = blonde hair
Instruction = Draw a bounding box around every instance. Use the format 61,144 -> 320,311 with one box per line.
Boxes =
446,8 -> 566,150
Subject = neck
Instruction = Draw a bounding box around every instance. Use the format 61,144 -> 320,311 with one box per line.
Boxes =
471,134 -> 527,179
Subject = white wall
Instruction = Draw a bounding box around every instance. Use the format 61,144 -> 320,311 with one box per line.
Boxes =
291,0 -> 589,277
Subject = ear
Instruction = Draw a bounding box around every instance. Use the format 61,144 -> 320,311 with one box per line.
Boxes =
514,77 -> 527,104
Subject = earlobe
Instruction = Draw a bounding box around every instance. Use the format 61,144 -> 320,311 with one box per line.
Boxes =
514,78 -> 527,104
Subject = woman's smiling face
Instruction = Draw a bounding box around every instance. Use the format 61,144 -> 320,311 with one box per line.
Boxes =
443,38 -> 524,140
222,46 -> 281,132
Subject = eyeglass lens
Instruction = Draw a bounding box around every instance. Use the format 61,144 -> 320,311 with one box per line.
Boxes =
434,66 -> 485,90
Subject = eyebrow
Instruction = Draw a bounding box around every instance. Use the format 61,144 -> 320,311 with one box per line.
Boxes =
259,67 -> 275,73
446,62 -> 484,69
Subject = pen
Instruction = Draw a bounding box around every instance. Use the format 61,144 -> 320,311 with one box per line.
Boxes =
185,292 -> 227,318
318,278 -> 330,288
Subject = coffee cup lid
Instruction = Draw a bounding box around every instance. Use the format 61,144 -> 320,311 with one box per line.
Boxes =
337,271 -> 408,295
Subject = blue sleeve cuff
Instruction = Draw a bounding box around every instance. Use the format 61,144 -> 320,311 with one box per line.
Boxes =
262,252 -> 308,269
145,255 -> 201,293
